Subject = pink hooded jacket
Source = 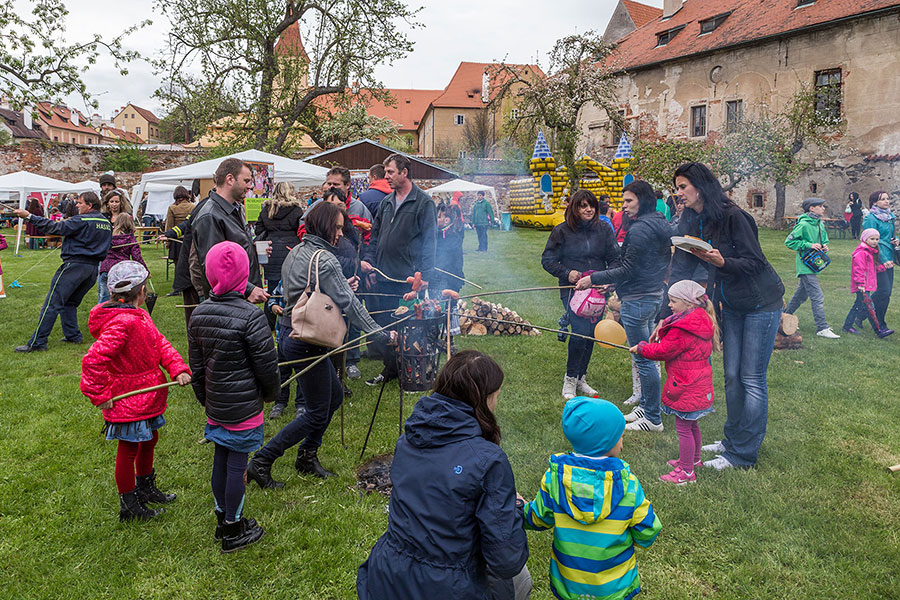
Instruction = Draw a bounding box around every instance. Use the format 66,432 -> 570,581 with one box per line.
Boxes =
851,242 -> 879,293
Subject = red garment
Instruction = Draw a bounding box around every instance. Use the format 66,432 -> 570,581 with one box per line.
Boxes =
114,433 -> 157,493
637,308 -> 714,412
350,214 -> 372,243
611,211 -> 627,243
851,242 -> 879,292
451,191 -> 463,207
369,178 -> 392,194
81,304 -> 190,423
297,222 -> 307,241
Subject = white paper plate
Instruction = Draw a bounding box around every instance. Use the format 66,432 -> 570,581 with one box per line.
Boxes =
671,236 -> 713,253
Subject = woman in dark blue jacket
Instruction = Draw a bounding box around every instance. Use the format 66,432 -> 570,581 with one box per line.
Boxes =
542,190 -> 620,400
576,180 -> 672,433
357,351 -> 530,600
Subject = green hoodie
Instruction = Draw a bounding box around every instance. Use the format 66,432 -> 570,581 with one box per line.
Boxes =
472,197 -> 494,226
785,213 -> 829,275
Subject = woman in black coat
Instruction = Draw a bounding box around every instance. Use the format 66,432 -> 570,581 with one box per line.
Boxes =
848,191 -> 863,239
254,181 -> 303,292
542,189 -> 620,401
358,351 -> 530,600
670,162 -> 784,470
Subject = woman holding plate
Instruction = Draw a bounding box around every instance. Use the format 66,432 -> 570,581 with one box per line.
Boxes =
670,162 -> 784,471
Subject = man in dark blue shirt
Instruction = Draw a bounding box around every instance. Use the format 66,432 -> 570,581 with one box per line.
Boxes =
13,191 -> 112,352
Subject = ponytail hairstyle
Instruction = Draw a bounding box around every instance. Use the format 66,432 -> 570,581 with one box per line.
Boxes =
701,297 -> 722,352
433,350 -> 504,445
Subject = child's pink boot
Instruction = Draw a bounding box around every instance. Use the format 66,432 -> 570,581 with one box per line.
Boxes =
659,467 -> 696,484
668,458 -> 703,469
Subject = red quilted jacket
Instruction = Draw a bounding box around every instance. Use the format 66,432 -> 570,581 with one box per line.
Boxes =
637,308 -> 714,412
81,304 -> 190,423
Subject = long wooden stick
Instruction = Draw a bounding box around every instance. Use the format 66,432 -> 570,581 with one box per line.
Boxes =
278,338 -> 372,368
452,312 -> 630,350
369,266 -> 408,284
280,314 -> 412,388
435,267 -> 483,289
458,285 -> 575,301
112,381 -> 179,402
889,464 -> 900,473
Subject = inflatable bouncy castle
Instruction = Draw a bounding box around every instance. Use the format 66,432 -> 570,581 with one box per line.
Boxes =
508,132 -> 633,230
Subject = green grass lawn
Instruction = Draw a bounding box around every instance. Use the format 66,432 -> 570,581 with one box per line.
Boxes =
1,225 -> 898,599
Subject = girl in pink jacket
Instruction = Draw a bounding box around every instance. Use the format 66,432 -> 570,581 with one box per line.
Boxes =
630,280 -> 719,484
843,229 -> 893,337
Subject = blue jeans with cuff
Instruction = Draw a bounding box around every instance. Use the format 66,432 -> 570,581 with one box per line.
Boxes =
619,296 -> 663,425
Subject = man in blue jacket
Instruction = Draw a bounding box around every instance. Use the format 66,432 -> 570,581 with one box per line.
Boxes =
14,192 -> 112,352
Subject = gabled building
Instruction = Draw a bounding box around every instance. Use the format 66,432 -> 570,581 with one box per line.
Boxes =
417,61 -> 543,159
603,0 -> 663,42
0,107 -> 48,142
35,103 -> 103,145
580,0 -> 900,218
112,103 -> 161,143
98,124 -> 144,144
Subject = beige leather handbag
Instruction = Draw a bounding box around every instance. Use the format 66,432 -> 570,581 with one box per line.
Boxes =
289,249 -> 347,348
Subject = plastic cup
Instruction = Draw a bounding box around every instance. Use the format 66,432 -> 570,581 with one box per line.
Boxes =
255,240 -> 269,265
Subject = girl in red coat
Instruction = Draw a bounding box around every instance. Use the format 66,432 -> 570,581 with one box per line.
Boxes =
81,261 -> 191,521
630,279 -> 719,484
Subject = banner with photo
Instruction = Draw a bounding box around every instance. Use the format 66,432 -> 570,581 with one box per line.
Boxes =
243,161 -> 275,223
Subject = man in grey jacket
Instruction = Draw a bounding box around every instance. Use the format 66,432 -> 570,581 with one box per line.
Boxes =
192,158 -> 269,303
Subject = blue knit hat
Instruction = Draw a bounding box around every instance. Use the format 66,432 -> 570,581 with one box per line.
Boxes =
562,397 -> 626,457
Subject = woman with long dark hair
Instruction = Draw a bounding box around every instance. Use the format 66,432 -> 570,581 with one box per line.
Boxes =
358,350 -> 530,600
25,197 -> 44,250
255,181 -> 303,329
670,162 -> 784,470
543,189 -> 620,399
575,180 -> 672,432
247,201 -> 393,487
861,190 -> 899,331
848,191 -> 863,239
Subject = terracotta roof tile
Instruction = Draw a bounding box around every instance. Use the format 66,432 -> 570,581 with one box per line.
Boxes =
622,0 -> 663,28
431,61 -> 544,109
0,107 -> 48,139
101,125 -> 144,144
364,89 -> 442,130
275,21 -> 309,60
611,0 -> 900,71
113,103 -> 159,125
36,102 -> 100,135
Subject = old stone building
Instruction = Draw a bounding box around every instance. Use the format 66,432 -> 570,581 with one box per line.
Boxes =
581,0 -> 900,222
112,103 -> 162,143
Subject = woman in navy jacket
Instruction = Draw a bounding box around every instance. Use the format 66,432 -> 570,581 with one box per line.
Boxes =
358,351 -> 530,600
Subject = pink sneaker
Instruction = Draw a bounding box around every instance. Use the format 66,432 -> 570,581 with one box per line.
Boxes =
659,467 -> 696,484
668,458 -> 704,469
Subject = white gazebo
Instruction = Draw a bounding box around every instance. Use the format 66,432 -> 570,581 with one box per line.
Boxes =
131,149 -> 330,217
0,171 -> 93,253
423,178 -> 500,215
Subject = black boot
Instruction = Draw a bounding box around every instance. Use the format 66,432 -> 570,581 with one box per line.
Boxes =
136,470 -> 176,504
119,488 -> 162,522
295,449 -> 336,478
247,455 -> 285,489
221,517 -> 265,553
215,509 -> 257,540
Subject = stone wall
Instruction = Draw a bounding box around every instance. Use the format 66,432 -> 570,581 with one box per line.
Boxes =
0,140 -> 202,187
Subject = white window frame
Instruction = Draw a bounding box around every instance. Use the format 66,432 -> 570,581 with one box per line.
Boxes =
454,114 -> 465,126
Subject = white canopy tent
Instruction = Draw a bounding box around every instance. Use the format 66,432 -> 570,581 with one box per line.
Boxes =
131,149 -> 330,218
423,178 -> 500,216
0,171 -> 92,254
132,183 -> 181,219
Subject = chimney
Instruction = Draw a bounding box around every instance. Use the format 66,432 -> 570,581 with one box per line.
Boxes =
482,71 -> 490,104
23,106 -> 32,129
70,108 -> 78,126
663,0 -> 683,18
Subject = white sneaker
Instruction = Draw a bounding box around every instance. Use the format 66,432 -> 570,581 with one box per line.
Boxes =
816,327 -> 840,339
623,394 -> 640,405
623,407 -> 645,423
704,455 -> 734,470
562,375 -> 577,400
701,440 -> 726,453
623,360 -> 641,405
624,417 -> 664,432
575,375 -> 598,397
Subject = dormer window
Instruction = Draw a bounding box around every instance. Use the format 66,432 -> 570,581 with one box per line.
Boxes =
656,25 -> 685,47
699,12 -> 731,35
796,0 -> 815,7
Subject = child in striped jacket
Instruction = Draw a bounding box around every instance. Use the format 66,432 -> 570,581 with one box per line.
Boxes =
522,397 -> 662,600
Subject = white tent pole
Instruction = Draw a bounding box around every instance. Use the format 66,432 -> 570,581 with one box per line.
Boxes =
14,188 -> 25,254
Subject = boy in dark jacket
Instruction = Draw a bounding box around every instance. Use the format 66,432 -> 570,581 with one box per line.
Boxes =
188,241 -> 279,553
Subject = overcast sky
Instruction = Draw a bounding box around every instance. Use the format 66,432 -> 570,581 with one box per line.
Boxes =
23,0 -> 663,118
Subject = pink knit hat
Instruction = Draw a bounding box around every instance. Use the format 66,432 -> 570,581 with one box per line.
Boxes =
205,241 -> 249,295
861,228 -> 880,244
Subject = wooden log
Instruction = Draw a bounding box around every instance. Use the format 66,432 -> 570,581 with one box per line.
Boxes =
889,464 -> 900,473
469,323 -> 487,335
774,332 -> 803,350
780,313 -> 799,336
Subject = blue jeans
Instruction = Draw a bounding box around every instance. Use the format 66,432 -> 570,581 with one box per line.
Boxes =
620,296 -> 663,425
720,308 -> 781,467
785,273 -> 827,331
97,271 -> 109,304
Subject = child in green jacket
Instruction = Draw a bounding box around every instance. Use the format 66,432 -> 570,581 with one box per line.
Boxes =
522,397 -> 661,600
784,198 -> 839,339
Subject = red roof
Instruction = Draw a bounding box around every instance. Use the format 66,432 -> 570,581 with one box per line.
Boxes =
274,21 -> 309,60
430,61 -> 543,109
114,103 -> 160,125
102,125 -> 144,144
611,0 -> 900,71
365,89 -> 442,131
622,0 -> 663,28
36,102 -> 100,135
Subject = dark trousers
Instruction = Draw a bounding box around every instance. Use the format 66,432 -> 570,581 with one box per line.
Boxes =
277,325 -> 305,408
562,299 -> 595,378
844,291 -> 883,331
475,225 -> 488,251
872,268 -> 894,327
850,216 -> 862,239
255,332 -> 342,461
27,261 -> 98,347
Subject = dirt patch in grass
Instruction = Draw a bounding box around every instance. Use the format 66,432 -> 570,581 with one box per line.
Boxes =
357,454 -> 393,496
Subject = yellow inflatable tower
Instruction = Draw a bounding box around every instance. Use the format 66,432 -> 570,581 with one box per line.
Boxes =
509,133 -> 633,229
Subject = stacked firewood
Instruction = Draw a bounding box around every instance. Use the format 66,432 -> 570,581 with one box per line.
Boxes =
774,313 -> 802,349
457,299 -> 541,336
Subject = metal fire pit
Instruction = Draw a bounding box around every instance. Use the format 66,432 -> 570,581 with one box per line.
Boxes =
397,316 -> 444,392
